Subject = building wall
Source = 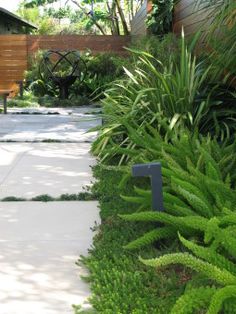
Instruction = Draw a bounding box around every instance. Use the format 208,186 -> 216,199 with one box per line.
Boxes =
0,17 -> 23,34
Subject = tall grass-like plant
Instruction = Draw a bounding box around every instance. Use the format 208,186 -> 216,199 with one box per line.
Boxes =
93,33 -> 207,159
92,32 -> 236,163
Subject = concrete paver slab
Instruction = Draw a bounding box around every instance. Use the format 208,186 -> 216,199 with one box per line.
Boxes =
0,201 -> 100,314
0,143 -> 96,198
0,113 -> 101,142
7,106 -> 101,116
0,107 -> 101,312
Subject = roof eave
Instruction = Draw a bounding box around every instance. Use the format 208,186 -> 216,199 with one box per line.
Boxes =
0,7 -> 38,29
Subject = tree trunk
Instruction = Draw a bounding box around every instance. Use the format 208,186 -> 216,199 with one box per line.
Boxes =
71,0 -> 107,35
115,0 -> 130,35
107,0 -> 120,35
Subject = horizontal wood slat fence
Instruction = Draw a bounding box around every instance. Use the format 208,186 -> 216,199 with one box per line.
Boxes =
0,1 -> 217,96
0,35 -> 131,95
173,0 -> 213,36
0,35 -> 27,93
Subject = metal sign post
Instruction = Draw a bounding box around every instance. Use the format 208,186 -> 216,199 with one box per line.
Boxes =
132,162 -> 164,211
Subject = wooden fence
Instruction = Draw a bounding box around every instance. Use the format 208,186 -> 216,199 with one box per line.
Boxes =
0,2 -> 216,95
0,35 -> 131,94
173,0 -> 213,36
130,0 -> 213,37
131,0 -> 152,36
0,35 -> 28,92
27,35 -> 131,55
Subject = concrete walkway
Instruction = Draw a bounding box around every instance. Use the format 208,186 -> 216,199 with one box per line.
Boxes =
0,143 -> 95,198
0,107 -> 101,313
0,202 -> 99,314
0,107 -> 101,142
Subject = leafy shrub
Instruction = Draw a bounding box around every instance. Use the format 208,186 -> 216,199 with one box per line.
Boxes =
25,51 -> 58,97
131,33 -> 180,66
59,192 -> 96,201
71,52 -> 129,99
28,79 -> 57,97
117,126 -> 236,313
92,34 -> 236,163
86,53 -> 126,78
88,130 -> 236,312
51,96 -> 90,107
38,95 -> 90,107
26,50 -> 128,100
147,0 -> 175,36
7,92 -> 39,108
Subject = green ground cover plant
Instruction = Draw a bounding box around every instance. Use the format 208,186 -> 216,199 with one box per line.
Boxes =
77,165 -> 189,313
7,92 -> 39,108
1,192 -> 96,202
38,95 -> 91,107
83,133 -> 236,312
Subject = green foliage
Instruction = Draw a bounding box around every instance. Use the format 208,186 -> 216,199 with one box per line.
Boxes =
140,229 -> 236,313
71,52 -> 128,100
131,33 -> 180,66
90,134 -> 236,313
17,1 -> 58,34
25,50 -> 128,101
31,194 -> 55,202
22,0 -> 143,35
0,192 -> 97,202
77,165 -> 186,313
1,196 -> 27,202
170,287 -> 216,314
92,34 -> 236,162
86,53 -> 126,78
119,131 -> 236,249
141,252 -> 236,286
123,227 -> 175,250
7,92 -> 39,108
147,0 -> 175,36
59,192 -> 96,201
25,50 -> 58,97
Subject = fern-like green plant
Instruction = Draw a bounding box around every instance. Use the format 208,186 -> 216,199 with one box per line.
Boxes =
140,231 -> 236,313
119,128 -> 236,251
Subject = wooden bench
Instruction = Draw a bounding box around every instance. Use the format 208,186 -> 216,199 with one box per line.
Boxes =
0,90 -> 13,114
